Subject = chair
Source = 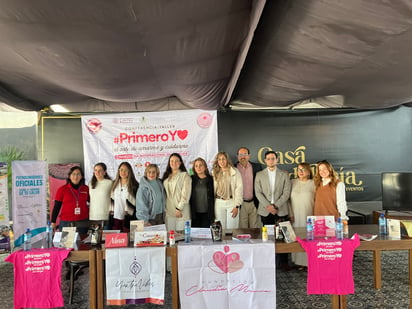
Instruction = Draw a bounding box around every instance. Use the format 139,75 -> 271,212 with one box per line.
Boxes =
66,260 -> 89,304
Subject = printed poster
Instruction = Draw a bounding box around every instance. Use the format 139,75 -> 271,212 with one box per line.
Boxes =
12,160 -> 48,243
81,110 -> 218,182
106,247 -> 166,305
178,242 -> 276,309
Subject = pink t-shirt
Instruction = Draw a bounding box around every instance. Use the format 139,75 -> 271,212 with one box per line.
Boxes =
5,248 -> 72,309
297,234 -> 360,295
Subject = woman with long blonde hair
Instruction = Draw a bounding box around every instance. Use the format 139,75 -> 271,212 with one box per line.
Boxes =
212,152 -> 243,230
313,160 -> 348,220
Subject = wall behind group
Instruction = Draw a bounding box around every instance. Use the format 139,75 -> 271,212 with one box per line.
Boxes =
218,106 -> 412,201
38,106 -> 412,202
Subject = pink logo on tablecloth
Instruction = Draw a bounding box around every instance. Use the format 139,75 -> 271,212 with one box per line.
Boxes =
197,112 -> 213,128
211,245 -> 244,273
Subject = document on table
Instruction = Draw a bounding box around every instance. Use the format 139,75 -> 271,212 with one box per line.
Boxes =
265,224 -> 275,236
144,224 -> 167,231
191,228 -> 212,239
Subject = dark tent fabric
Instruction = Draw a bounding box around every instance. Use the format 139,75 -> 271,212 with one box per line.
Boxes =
1,0 -> 412,112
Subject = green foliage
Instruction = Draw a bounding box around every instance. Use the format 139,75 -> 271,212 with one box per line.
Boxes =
0,146 -> 26,189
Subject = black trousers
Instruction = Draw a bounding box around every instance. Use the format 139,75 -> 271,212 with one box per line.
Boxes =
191,212 -> 211,228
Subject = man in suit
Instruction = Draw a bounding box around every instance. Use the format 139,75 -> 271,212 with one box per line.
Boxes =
255,150 -> 292,270
235,147 -> 262,228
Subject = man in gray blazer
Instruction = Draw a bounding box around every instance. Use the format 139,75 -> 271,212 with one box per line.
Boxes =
255,150 -> 292,270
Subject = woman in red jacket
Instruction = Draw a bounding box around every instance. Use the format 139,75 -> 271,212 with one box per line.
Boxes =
51,166 -> 90,234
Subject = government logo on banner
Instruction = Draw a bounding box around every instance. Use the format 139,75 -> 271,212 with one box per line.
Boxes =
81,110 -> 218,181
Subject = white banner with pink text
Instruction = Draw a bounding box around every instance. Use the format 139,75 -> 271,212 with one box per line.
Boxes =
105,247 -> 166,305
178,242 -> 276,309
81,110 -> 218,182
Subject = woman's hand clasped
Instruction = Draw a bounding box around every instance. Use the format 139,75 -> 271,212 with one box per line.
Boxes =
231,207 -> 239,218
175,209 -> 183,218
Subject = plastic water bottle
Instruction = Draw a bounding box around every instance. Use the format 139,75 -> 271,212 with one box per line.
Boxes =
184,220 -> 191,243
343,219 -> 349,237
336,217 -> 344,240
379,213 -> 387,236
46,221 -> 53,248
169,230 -> 175,246
23,228 -> 32,251
9,229 -> 14,252
306,218 -> 314,240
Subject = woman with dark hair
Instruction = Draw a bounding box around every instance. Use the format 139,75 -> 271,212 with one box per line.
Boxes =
89,162 -> 113,228
162,153 -> 191,231
190,157 -> 215,228
110,162 -> 139,232
314,160 -> 348,220
51,166 -> 90,233
290,162 -> 315,269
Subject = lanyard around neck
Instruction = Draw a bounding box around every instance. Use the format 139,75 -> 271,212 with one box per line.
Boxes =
69,185 -> 81,206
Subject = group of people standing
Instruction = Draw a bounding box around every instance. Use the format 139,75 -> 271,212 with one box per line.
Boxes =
50,148 -> 348,270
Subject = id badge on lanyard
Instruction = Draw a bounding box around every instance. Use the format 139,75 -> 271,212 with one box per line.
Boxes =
70,186 -> 81,215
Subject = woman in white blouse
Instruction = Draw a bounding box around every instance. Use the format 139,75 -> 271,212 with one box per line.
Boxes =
89,162 -> 113,229
212,151 -> 243,230
162,153 -> 192,231
110,162 -> 139,232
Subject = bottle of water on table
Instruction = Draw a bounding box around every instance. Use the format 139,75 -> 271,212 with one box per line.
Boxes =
336,217 -> 344,240
306,218 -> 314,240
184,220 -> 191,243
378,213 -> 387,236
46,221 -> 53,248
23,228 -> 32,251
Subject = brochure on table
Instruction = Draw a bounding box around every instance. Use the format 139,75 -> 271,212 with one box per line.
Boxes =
308,215 -> 336,238
401,220 -> 412,238
191,228 -> 212,239
105,233 -> 128,248
53,227 -> 79,249
129,220 -> 144,242
279,221 -> 296,243
387,218 -> 401,240
134,224 -> 167,246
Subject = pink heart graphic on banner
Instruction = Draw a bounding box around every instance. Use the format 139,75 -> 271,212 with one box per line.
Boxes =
177,130 -> 188,140
212,246 -> 244,273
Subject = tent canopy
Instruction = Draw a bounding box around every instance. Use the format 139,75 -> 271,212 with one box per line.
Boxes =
1,0 -> 412,112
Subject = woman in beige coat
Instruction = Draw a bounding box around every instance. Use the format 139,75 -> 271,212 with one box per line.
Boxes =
162,153 -> 192,231
212,151 -> 243,230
